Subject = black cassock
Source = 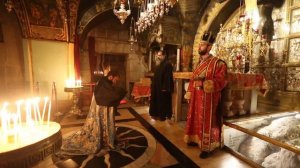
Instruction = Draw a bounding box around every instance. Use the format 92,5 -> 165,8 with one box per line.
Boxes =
94,76 -> 127,107
149,60 -> 174,119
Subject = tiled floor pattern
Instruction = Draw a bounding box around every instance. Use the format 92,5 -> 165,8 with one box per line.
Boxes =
33,103 -> 252,168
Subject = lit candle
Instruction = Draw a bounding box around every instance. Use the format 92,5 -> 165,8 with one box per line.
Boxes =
47,100 -> 52,126
16,100 -> 23,126
66,78 -> 77,88
42,97 -> 49,124
32,98 -> 38,125
176,48 -> 180,71
76,80 -> 82,87
1,103 -> 9,143
25,99 -> 33,126
35,97 -> 42,124
12,113 -> 18,143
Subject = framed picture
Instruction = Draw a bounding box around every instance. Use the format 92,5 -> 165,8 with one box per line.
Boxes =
290,8 -> 300,34
0,23 -> 3,42
286,67 -> 300,91
270,39 -> 285,64
288,38 -> 300,63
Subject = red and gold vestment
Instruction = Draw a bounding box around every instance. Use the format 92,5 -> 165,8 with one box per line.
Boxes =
184,55 -> 228,152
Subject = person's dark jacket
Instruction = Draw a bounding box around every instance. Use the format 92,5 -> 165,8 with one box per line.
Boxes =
94,76 -> 127,106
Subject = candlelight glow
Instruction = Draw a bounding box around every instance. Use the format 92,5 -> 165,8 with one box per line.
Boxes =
245,0 -> 260,30
0,97 -> 52,148
65,78 -> 82,88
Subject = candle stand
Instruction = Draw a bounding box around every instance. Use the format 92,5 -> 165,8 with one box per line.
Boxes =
64,86 -> 83,117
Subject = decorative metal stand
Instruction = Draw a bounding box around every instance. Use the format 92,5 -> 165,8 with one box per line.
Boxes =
64,86 -> 83,117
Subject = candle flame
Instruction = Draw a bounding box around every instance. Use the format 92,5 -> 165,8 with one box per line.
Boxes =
65,78 -> 82,88
0,97 -> 52,144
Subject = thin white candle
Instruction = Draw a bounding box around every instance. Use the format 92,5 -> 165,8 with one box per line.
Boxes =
25,99 -> 33,126
25,101 -> 29,126
176,48 -> 180,71
42,97 -> 49,124
1,102 -> 9,130
1,105 -> 8,143
5,112 -> 11,143
32,98 -> 38,125
16,100 -> 23,126
34,98 -> 42,124
12,114 -> 18,143
47,100 -> 52,126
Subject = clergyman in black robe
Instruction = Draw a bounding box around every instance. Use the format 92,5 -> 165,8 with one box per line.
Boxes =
57,71 -> 127,156
149,50 -> 174,121
94,71 -> 127,107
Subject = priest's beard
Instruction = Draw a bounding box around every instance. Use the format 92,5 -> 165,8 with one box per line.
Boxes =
155,56 -> 165,66
155,59 -> 162,66
198,48 -> 208,56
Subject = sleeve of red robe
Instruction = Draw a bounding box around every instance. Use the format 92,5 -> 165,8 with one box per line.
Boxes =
210,61 -> 228,92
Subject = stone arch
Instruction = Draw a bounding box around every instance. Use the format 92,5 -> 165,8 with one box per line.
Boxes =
76,1 -> 138,46
192,0 -> 241,68
77,0 -> 113,45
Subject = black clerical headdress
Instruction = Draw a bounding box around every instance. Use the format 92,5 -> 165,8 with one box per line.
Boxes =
201,31 -> 215,44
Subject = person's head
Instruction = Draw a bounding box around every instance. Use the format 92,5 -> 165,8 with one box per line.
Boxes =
103,65 -> 111,76
107,70 -> 120,85
198,31 -> 215,56
155,50 -> 166,65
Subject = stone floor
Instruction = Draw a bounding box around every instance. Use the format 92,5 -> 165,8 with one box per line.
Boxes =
33,102 -> 252,168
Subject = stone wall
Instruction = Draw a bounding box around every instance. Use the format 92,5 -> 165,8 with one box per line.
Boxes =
0,5 -> 25,101
80,19 -> 148,97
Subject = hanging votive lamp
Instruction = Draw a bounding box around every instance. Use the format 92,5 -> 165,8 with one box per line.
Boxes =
113,0 -> 131,24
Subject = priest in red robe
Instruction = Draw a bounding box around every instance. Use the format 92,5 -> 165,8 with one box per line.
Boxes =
184,32 -> 228,158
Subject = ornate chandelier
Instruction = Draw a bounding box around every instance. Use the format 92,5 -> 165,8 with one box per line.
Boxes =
5,0 -> 14,12
136,0 -> 178,33
113,0 -> 131,24
212,0 -> 261,73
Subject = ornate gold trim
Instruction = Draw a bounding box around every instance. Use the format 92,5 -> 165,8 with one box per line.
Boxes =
203,80 -> 214,93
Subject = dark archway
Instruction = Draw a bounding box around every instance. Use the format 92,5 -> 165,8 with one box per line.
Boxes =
78,8 -> 138,46
208,0 -> 241,35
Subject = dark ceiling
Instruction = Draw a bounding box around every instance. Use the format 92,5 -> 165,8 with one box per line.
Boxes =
77,0 -> 98,21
